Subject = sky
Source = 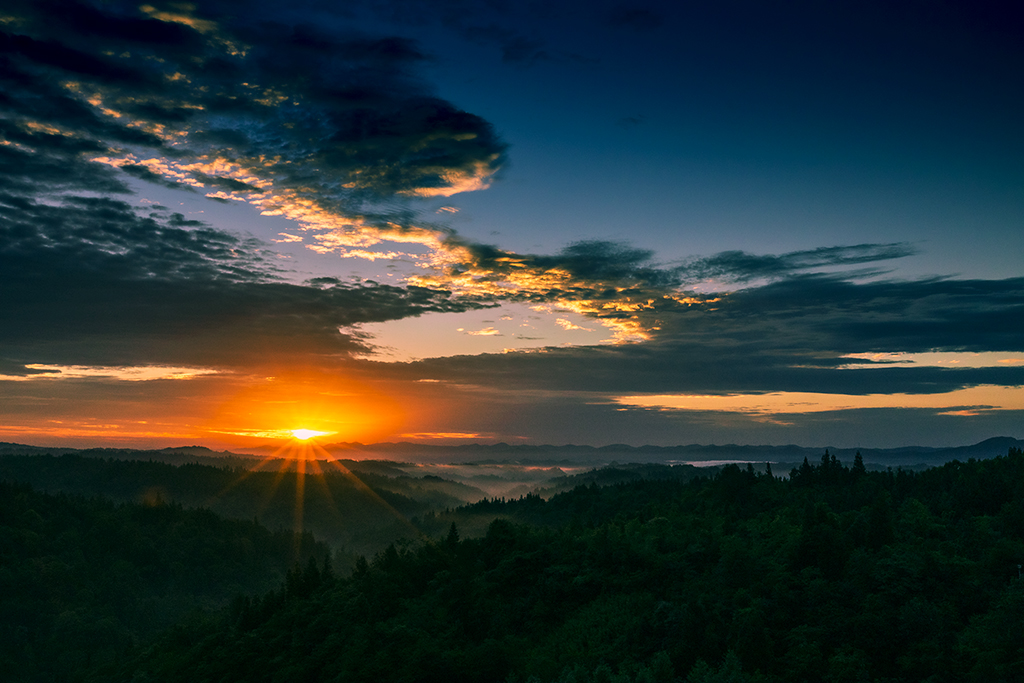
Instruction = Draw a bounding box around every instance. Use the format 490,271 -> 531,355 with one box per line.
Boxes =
1,0 -> 1022,450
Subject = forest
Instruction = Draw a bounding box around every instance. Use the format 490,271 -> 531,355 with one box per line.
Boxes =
2,447 -> 1023,682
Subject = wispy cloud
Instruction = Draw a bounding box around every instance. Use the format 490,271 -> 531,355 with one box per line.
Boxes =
0,365 -> 219,382
676,244 -> 918,286
399,432 -> 488,440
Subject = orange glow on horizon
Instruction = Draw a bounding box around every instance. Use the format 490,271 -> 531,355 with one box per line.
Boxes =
291,428 -> 331,440
205,369 -> 405,447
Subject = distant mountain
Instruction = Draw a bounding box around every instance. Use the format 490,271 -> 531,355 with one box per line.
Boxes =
3,437 -> 1022,468
0,442 -> 260,469
0,441 -> 80,456
315,437 -> 1024,467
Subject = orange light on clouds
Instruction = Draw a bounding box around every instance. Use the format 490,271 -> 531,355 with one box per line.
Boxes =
0,364 -> 219,382
613,385 -> 1024,417
399,432 -> 489,440
841,351 -> 1024,369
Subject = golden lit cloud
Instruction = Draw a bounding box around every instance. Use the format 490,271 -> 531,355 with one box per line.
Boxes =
0,365 -> 220,382
612,385 -> 1024,416
399,158 -> 500,197
556,318 -> 594,332
842,352 -> 1024,369
399,432 -> 488,440
339,250 -> 411,261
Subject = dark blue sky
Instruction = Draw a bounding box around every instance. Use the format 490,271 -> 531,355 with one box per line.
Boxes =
405,0 -> 1023,275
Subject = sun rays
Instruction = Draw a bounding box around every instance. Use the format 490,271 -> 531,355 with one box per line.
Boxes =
207,430 -> 423,557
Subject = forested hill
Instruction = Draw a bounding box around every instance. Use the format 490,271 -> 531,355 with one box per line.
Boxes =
0,455 -> 459,556
105,448 -> 1024,683
0,442 -> 260,469
0,482 -> 329,683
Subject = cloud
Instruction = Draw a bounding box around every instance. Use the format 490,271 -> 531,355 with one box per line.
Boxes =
0,191 -> 488,370
1,0 -> 507,246
677,243 -> 919,285
0,0 -> 516,374
556,319 -> 593,332
606,5 -> 663,31
388,274 -> 1024,398
358,0 -> 559,66
611,386 -> 1024,417
405,239 -> 924,345
2,0 -> 928,352
119,164 -> 199,191
398,432 -> 487,440
0,364 -> 220,382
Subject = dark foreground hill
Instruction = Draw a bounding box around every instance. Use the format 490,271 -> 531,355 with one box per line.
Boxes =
0,482 -> 329,683
103,447 -> 1024,683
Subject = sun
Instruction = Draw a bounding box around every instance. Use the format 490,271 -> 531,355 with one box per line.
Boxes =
291,428 -> 331,441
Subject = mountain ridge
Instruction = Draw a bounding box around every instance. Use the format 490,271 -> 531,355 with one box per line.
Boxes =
3,436 -> 1022,466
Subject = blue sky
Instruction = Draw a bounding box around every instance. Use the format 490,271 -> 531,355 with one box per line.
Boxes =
1,0 -> 1022,449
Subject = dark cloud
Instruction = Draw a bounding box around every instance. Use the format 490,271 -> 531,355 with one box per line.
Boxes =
120,164 -> 198,191
678,243 -> 918,284
429,240 -> 917,321
536,241 -> 677,288
189,172 -> 265,194
390,274 -> 1024,396
1,0 -> 507,226
360,0 -> 556,65
460,24 -> 551,65
0,142 -> 127,197
0,0 -> 506,372
0,193 -> 488,369
606,5 -> 663,31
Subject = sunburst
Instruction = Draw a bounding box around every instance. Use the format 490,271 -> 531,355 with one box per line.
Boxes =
291,428 -> 331,441
209,425 -> 422,557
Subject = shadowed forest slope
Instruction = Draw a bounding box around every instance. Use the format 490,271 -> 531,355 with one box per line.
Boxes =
101,448 -> 1024,683
0,482 -> 329,683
